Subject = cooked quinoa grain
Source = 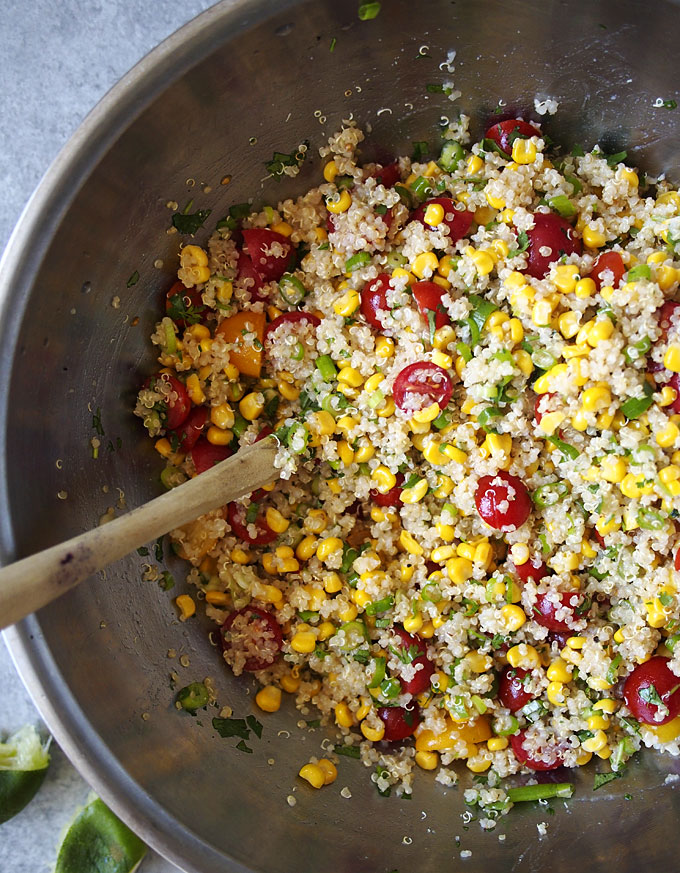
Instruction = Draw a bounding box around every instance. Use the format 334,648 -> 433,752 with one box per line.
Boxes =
136,116 -> 680,803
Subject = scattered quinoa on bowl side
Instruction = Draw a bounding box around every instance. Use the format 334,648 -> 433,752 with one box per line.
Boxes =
135,112 -> 680,813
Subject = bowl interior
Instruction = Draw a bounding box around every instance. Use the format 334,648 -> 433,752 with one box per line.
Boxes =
4,1 -> 680,871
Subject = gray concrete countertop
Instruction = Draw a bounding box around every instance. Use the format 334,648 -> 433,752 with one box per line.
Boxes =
0,2 -> 216,870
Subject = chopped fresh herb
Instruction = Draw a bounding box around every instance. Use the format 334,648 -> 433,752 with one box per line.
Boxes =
639,682 -> 669,717
305,718 -> 321,729
358,1 -> 381,19
659,99 -> 678,110
136,546 -> 149,557
154,536 -> 164,562
606,654 -> 622,685
92,407 -> 104,437
334,743 -> 360,758
461,598 -> 479,617
606,150 -> 628,167
549,195 -> 576,218
426,83 -> 445,93
235,740 -> 253,753
593,771 -> 622,791
265,142 -> 309,179
126,270 -> 139,288
245,503 -> 259,524
246,715 -> 263,738
375,204 -> 388,215
466,294 -> 498,346
172,209 -> 212,234
412,141 -> 429,162
439,140 -> 464,172
507,230 -> 530,258
212,717 -> 250,739
159,572 -> 174,591
572,144 -> 586,157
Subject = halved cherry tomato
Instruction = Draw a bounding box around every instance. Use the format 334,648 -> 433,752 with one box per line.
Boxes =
534,392 -> 558,426
173,406 -> 209,451
369,161 -> 401,188
378,704 -> 421,741
241,228 -> 296,282
370,472 -> 404,507
411,197 -> 474,243
227,500 -> 277,545
148,373 -> 191,430
657,300 -> 680,343
532,591 -> 584,632
513,558 -> 548,584
475,471 -> 531,531
191,439 -> 233,475
393,362 -> 453,414
221,606 -> 284,672
237,251 -> 267,302
524,213 -> 581,279
255,425 -> 274,442
392,628 -> 435,695
215,310 -> 266,378
667,373 -> 680,414
485,119 -> 542,157
360,273 -> 392,332
165,280 -> 206,329
675,547 -> 680,572
264,311 -> 321,344
498,667 -> 535,712
623,657 -> 680,726
589,250 -> 626,291
412,281 -> 451,331
509,730 -> 564,771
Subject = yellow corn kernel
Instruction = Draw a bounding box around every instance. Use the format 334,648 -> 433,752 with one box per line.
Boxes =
504,270 -> 527,292
424,203 -> 445,226
295,535 -> 318,561
290,631 -> 317,654
316,537 -> 343,562
598,455 -> 626,484
658,265 -> 679,291
185,323 -> 211,342
155,438 -> 172,458
500,604 -> 526,631
224,363 -> 240,381
334,440 -> 354,467
454,356 -> 466,378
656,421 -> 680,448
363,373 -> 382,395
659,386 -> 679,408
532,299 -> 554,327
571,409 -> 590,431
400,561 -> 415,584
400,529 -> 424,556
178,244 -> 210,286
553,264 -> 580,294
505,317 -> 524,346
457,543 -> 476,562
351,588 -> 372,609
513,349 -> 533,377
239,392 -> 265,421
467,154 -> 484,175
185,373 -> 205,406
175,594 -> 195,620
231,547 -> 252,565
446,557 -> 474,585
484,188 -> 506,209
423,440 -> 449,466
411,251 -> 440,279
434,474 -> 454,499
323,573 -> 343,595
415,750 -> 439,770
658,191 -> 680,210
307,411 -> 335,438
587,319 -> 615,346
278,672 -> 300,694
587,714 -> 611,731
547,659 -> 572,683
412,402 -> 441,425
333,703 -> 354,729
353,441 -> 374,465
270,220 -> 293,237
337,367 -> 364,389
260,584 -> 283,604
487,737 -> 509,752
467,756 -> 492,773
581,385 -> 611,412
316,758 -> 338,786
618,167 -> 638,187
403,613 -> 424,634
533,363 -> 568,395
323,160 -> 339,182
314,227 -> 328,243
371,465 -> 397,493
660,464 -> 680,484
511,138 -> 537,164
215,280 -> 233,306
436,522 -> 456,543
361,721 -> 385,742
538,411 -> 566,436
547,681 -> 567,707
620,472 -> 654,499
326,190 -> 351,214
664,345 -> 680,373
587,676 -> 613,691
557,311 -> 581,339
204,590 -> 229,607
645,598 -> 668,629
582,224 -> 606,248
474,543 -> 493,569
466,247 -> 495,276
264,507 -> 288,535
593,699 -> 618,714
211,403 -> 235,431
255,685 -> 282,713
375,336 -> 394,358
465,652 -> 492,673
278,380 -> 300,402
299,762 -> 325,789
581,730 -> 607,753
506,644 -> 540,670
333,289 -> 361,317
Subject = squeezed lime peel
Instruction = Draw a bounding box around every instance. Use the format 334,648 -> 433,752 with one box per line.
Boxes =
0,724 -> 50,823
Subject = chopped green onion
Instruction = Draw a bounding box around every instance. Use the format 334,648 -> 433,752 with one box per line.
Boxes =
163,319 -> 177,355
380,677 -> 402,699
626,264 -> 652,282
368,389 -> 385,409
547,435 -> 580,460
345,252 -> 371,272
366,595 -> 394,616
467,294 -> 498,346
279,273 -> 307,305
368,656 -> 386,688
456,341 -> 472,362
492,714 -> 519,736
316,355 -> 338,381
176,682 -> 210,712
507,783 -> 573,803
385,250 -> 408,269
291,341 -> 305,361
287,421 -> 309,454
621,383 -> 654,420
564,174 -> 582,194
410,175 -> 433,200
624,336 -> 651,364
232,411 -> 248,439
439,140 -> 464,172
433,410 -> 452,429
607,654 -> 622,685
606,150 -> 628,167
533,481 -> 570,508
358,1 -> 381,20
637,507 -> 667,531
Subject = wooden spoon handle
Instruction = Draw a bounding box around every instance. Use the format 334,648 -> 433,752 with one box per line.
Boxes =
0,437 -> 279,630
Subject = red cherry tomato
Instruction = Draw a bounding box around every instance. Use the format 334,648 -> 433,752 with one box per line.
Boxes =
657,300 -> 680,344
241,228 -> 295,282
393,362 -> 453,414
370,472 -> 404,507
263,311 -> 321,343
190,440 -> 233,475
172,406 -> 209,451
165,280 -> 205,329
667,373 -> 680,414
227,500 -> 277,545
221,606 -> 283,672
523,213 -> 581,279
509,731 -> 564,771
484,119 -> 542,157
411,197 -> 474,243
370,161 -> 401,188
360,273 -> 392,332
589,251 -> 626,291
475,471 -> 531,531
255,425 -> 274,442
623,657 -> 680,726
412,281 -> 451,331
513,558 -> 548,584
533,392 -> 558,426
392,628 -> 435,695
236,251 -> 267,301
498,667 -> 535,712
148,373 -> 191,430
675,547 -> 680,572
378,705 -> 421,741
532,591 -> 584,632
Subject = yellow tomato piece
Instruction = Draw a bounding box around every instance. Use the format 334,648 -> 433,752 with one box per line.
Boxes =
216,311 -> 266,378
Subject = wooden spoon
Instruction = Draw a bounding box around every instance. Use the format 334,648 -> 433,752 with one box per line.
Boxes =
0,436 -> 279,630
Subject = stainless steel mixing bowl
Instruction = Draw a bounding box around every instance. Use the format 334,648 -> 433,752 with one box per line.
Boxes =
3,1 -> 680,870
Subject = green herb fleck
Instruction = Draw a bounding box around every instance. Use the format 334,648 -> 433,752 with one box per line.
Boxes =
172,209 -> 212,234
126,270 -> 140,288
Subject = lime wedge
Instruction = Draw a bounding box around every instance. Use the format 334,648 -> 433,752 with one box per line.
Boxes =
0,724 -> 50,824
55,797 -> 147,873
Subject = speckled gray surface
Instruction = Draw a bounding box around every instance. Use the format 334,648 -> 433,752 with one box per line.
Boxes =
0,2 -> 217,870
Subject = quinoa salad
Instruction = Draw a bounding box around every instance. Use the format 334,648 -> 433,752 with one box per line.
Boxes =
135,115 -> 680,812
